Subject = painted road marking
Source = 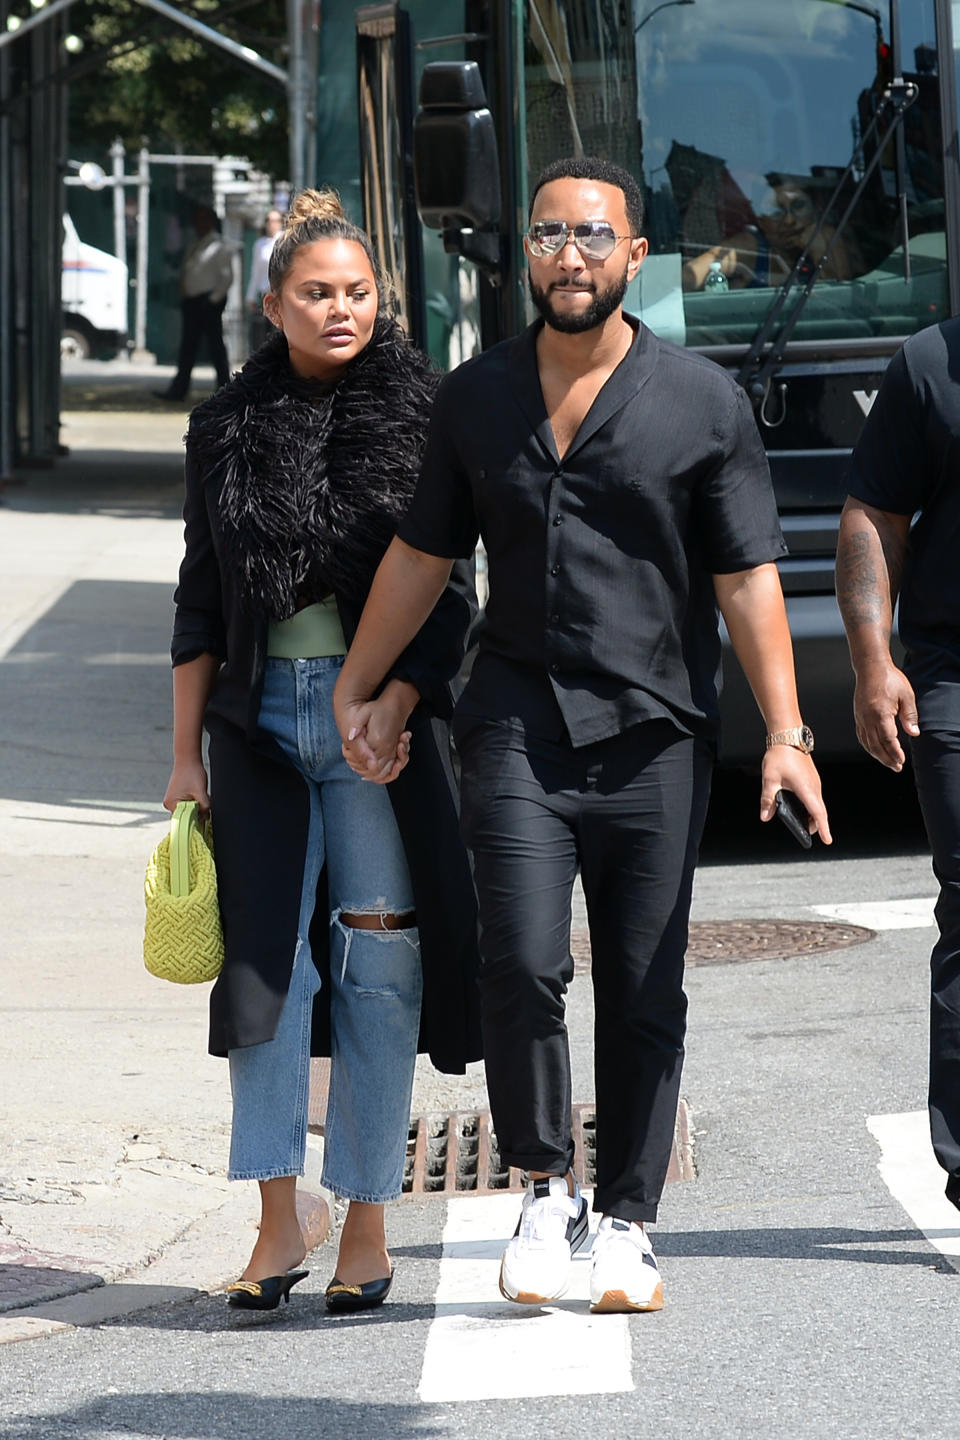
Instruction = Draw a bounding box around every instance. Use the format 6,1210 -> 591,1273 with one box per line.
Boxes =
417,1192 -> 634,1402
813,898 -> 936,930
867,1111 -> 960,1259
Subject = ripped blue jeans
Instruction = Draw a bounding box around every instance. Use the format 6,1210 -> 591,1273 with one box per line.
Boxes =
228,657 -> 422,1202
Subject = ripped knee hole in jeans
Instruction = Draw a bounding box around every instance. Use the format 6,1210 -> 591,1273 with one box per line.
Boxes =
330,906 -> 420,983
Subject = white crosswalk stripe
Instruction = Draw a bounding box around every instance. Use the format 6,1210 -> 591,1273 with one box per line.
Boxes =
867,1110 -> 960,1259
418,1192 -> 635,1402
812,898 -> 936,930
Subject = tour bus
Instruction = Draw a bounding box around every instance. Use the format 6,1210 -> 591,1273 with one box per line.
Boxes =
336,0 -> 958,760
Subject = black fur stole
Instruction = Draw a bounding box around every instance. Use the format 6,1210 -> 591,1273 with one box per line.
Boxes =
186,316 -> 439,618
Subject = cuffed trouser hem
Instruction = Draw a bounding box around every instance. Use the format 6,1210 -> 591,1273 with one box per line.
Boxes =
592,1192 -> 659,1224
499,1147 -> 576,1177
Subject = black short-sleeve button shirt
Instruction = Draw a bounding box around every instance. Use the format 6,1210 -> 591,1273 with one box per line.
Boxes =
399,316 -> 785,746
848,317 -> 960,726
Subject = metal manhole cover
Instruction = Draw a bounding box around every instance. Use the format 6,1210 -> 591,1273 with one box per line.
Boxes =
570,919 -> 874,972
402,1101 -> 694,1196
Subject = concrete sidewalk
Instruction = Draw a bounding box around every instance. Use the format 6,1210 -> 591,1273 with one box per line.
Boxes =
0,393 -> 343,1345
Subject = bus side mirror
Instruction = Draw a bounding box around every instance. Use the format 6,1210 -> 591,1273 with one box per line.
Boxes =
414,61 -> 502,275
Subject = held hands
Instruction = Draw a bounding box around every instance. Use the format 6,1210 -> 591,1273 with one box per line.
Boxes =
335,679 -> 419,785
759,747 -> 832,845
163,758 -> 211,816
853,660 -> 919,772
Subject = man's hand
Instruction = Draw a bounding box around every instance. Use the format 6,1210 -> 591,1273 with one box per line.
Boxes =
852,659 -> 919,771
759,747 -> 832,844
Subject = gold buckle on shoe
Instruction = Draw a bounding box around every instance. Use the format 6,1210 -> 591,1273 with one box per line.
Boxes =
225,1280 -> 263,1298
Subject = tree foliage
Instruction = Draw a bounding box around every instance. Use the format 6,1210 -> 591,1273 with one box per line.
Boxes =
66,0 -> 289,176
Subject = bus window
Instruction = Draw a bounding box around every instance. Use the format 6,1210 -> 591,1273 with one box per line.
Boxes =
521,0 -> 949,349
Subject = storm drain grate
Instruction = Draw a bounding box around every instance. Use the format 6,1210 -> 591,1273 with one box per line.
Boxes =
402,1100 -> 694,1195
570,919 -> 874,973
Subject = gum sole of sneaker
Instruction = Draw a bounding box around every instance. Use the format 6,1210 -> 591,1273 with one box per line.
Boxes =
590,1282 -> 664,1314
498,1264 -> 565,1306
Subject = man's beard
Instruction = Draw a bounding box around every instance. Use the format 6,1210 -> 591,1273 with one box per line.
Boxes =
528,264 -> 630,333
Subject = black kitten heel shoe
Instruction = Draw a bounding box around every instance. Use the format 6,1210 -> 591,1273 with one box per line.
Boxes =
324,1270 -> 393,1314
225,1269 -> 309,1310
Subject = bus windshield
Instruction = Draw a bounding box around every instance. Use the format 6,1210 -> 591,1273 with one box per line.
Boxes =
523,0 -> 948,349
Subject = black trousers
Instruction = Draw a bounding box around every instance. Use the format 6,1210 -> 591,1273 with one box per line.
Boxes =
170,293 -> 229,397
910,728 -> 960,1198
456,716 -> 713,1223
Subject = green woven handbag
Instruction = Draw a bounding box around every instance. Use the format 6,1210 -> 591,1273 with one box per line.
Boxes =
143,800 -> 224,984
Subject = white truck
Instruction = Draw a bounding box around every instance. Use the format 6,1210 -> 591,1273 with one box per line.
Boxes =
61,214 -> 128,358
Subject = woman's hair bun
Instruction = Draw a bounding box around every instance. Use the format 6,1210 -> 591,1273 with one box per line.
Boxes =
285,188 -> 346,227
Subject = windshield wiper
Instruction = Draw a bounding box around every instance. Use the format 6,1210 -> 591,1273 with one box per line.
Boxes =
737,75 -> 918,418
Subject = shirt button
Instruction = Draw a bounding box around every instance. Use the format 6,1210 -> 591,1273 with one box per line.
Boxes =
551,612 -> 560,623
551,662 -> 560,672
553,515 -> 564,526
551,565 -> 560,576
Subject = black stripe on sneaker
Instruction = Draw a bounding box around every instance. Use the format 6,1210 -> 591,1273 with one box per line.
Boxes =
642,1252 -> 659,1271
567,1196 -> 590,1255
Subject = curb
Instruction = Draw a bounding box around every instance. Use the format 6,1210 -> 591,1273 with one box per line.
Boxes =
0,1138 -> 334,1346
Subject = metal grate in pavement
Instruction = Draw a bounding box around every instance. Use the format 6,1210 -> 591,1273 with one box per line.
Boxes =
402,1100 -> 693,1195
570,919 -> 874,973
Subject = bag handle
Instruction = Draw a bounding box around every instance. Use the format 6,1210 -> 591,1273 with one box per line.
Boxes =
170,800 -> 200,898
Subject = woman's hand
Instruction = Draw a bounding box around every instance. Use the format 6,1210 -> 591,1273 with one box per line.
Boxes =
340,679 -> 419,785
163,758 -> 211,815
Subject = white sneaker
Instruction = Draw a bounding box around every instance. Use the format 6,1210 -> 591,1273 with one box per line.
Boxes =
498,1176 -> 590,1304
589,1215 -> 664,1313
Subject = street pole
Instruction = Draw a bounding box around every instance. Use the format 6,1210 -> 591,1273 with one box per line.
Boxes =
133,145 -> 153,362
110,139 -> 126,267
286,0 -> 305,192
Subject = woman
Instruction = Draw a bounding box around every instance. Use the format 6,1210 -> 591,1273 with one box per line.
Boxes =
164,189 -> 481,1314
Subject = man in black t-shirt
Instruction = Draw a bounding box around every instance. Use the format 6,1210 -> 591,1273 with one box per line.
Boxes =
838,317 -> 960,1210
334,157 -> 830,1314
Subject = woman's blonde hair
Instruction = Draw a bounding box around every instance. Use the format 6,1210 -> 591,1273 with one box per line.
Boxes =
267,187 -> 386,300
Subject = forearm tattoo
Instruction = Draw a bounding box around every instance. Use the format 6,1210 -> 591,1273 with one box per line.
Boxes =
835,527 -> 890,629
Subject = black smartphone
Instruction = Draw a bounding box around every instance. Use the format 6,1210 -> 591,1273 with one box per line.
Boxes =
775,789 -> 813,849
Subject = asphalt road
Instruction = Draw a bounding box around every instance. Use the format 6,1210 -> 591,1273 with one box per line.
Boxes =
0,382 -> 955,1439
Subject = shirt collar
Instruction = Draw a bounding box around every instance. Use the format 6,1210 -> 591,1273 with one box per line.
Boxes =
507,312 -> 657,465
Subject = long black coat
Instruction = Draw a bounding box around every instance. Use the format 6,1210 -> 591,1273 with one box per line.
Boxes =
171,323 -> 482,1073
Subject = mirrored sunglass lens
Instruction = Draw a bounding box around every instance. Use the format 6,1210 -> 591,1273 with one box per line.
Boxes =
575,223 -> 617,257
532,223 -> 567,252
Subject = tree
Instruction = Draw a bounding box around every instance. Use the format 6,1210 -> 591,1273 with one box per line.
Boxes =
66,0 -> 289,176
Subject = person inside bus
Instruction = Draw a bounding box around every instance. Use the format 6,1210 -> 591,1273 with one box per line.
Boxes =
164,187 -> 480,1315
682,180 -> 856,291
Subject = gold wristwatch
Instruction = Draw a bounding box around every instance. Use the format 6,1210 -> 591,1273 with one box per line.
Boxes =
765,725 -> 815,755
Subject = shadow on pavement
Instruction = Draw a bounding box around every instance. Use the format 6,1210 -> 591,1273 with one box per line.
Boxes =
0,1395 -> 446,1440
0,1264 -> 105,1313
0,579 -> 174,810
4,449 -> 184,519
656,1225 -> 959,1269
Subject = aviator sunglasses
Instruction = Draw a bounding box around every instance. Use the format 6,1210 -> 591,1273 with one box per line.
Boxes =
526,219 -> 633,261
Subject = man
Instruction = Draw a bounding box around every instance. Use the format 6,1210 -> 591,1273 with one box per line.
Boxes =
245,207 -> 284,353
836,316 -> 960,1211
334,157 -> 830,1313
156,204 -> 234,402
